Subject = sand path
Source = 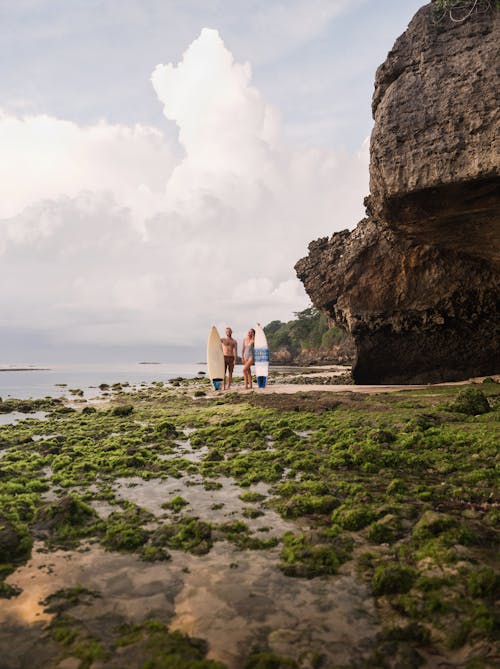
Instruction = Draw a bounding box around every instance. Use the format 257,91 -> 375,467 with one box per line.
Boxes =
214,375 -> 498,396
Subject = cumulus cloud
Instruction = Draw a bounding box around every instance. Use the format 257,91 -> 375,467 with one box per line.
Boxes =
151,28 -> 281,215
0,112 -> 176,224
0,28 -> 368,353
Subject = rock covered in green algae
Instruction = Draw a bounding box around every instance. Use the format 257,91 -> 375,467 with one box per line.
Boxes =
0,514 -> 33,598
102,504 -> 152,551
372,563 -> 417,596
34,495 -> 103,548
243,651 -> 298,668
449,388 -> 491,415
111,404 -> 134,417
367,513 -> 403,544
0,514 -> 32,564
47,614 -> 226,669
150,516 -> 213,555
0,397 -> 60,414
279,529 -> 353,578
42,585 -> 101,614
154,419 -> 179,438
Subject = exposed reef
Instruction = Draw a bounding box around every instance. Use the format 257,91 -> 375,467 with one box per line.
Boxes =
296,1 -> 500,384
1,379 -> 499,667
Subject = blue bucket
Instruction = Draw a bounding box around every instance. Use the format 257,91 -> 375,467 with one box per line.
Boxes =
257,376 -> 267,389
212,379 -> 222,390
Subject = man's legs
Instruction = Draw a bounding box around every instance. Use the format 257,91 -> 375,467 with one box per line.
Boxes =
223,357 -> 234,389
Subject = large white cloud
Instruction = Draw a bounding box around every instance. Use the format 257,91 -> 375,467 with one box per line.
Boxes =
0,112 -> 177,225
0,28 -> 368,351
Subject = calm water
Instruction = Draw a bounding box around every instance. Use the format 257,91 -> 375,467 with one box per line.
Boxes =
0,362 -> 210,399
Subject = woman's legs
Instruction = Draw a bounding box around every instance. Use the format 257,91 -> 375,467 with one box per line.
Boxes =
243,359 -> 253,389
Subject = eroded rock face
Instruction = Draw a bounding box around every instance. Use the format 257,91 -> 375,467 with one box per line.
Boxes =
296,2 -> 500,383
296,219 -> 499,383
371,2 -> 500,268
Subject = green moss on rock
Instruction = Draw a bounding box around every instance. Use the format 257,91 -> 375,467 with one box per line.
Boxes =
372,563 -> 417,596
449,389 -> 490,415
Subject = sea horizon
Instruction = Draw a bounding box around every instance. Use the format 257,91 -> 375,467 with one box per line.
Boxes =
0,361 -> 212,400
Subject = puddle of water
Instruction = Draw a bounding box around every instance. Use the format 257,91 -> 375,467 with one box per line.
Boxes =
0,411 -> 47,426
113,476 -> 292,537
40,483 -> 60,502
158,439 -> 208,464
1,541 -> 183,629
2,540 -> 379,669
90,499 -> 117,519
171,542 -> 379,668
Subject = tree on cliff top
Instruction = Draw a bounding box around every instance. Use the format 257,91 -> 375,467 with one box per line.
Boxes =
432,0 -> 495,24
264,307 -> 348,356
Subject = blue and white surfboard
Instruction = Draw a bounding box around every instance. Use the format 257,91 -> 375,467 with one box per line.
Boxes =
254,323 -> 269,388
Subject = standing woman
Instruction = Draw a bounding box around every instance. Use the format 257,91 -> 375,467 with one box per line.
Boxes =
242,328 -> 255,390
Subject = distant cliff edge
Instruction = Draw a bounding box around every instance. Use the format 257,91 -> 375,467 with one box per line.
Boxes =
264,308 -> 355,366
296,1 -> 499,384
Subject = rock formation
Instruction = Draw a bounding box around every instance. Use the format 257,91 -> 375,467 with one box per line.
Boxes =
296,1 -> 499,383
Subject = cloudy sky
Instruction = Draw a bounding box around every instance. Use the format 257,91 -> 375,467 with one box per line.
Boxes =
0,0 -> 423,362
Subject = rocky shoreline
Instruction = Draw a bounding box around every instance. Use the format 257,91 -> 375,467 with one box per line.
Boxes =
1,372 -> 498,668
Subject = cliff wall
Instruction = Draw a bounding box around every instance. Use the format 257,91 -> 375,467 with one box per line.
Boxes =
296,2 -> 499,383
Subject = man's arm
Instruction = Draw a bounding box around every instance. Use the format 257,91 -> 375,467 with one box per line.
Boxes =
233,340 -> 237,361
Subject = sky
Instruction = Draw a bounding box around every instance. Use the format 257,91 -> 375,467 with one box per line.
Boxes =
0,0 -> 424,363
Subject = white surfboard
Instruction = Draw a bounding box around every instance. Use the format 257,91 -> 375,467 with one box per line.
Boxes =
207,326 -> 225,390
254,323 -> 270,388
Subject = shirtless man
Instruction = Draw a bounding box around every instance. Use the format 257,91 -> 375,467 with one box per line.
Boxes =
221,327 -> 237,390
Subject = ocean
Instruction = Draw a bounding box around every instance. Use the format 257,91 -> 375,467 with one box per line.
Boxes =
0,362 -> 220,400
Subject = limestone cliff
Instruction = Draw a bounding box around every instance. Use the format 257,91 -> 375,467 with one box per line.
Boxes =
296,1 -> 500,384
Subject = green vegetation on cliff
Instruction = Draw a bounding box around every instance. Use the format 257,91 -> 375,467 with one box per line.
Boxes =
264,307 -> 349,358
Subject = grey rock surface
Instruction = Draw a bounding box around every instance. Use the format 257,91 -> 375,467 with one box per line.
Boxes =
296,2 -> 500,383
